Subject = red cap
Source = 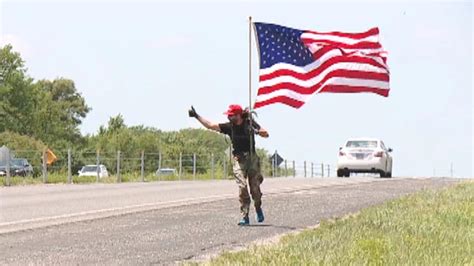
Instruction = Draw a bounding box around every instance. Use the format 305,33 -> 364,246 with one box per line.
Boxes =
223,104 -> 243,116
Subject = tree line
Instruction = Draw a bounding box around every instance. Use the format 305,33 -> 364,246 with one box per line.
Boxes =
0,44 -> 271,174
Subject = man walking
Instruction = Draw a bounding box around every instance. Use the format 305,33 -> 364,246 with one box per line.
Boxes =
189,104 -> 269,226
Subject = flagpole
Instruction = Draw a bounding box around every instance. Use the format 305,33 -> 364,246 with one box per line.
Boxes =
249,16 -> 253,112
248,16 -> 254,157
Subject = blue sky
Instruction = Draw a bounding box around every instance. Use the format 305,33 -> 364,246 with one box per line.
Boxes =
1,1 -> 472,177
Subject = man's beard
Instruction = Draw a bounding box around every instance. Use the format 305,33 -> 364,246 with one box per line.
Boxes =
228,117 -> 239,124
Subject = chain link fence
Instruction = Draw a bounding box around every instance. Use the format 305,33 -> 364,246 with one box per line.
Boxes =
1,147 -> 332,186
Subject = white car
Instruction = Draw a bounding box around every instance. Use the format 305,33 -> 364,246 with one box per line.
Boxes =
337,138 -> 393,178
155,168 -> 177,176
78,164 -> 109,178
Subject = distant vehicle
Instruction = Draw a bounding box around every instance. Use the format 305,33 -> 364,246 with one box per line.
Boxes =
337,138 -> 393,178
155,168 -> 177,176
11,158 -> 34,176
0,159 -> 34,177
78,164 -> 109,178
0,162 -> 7,177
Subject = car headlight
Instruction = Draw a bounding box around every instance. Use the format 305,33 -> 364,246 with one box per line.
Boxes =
15,169 -> 22,173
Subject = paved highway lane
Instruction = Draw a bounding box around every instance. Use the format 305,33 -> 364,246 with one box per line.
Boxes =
0,177 -> 459,265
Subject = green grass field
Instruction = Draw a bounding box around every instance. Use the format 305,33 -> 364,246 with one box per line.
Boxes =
204,181 -> 473,265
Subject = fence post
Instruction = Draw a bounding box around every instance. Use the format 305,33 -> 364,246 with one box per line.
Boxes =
193,153 -> 196,180
276,156 -> 279,177
117,151 -> 121,183
157,152 -> 162,181
67,148 -> 72,184
211,153 -> 215,179
42,149 -> 48,183
158,152 -> 162,169
5,148 -> 11,186
321,163 -> 325,177
179,152 -> 182,180
140,151 -> 145,182
96,150 -> 100,182
284,160 -> 288,178
223,155 -> 227,180
271,156 -> 275,178
292,160 -> 296,177
311,162 -> 314,178
304,161 -> 307,178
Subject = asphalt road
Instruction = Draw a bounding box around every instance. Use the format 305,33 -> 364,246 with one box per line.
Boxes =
0,177 -> 460,265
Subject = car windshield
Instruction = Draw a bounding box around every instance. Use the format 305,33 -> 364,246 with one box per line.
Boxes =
158,169 -> 175,174
82,166 -> 98,172
12,159 -> 26,166
346,140 -> 378,148
0,161 -> 22,167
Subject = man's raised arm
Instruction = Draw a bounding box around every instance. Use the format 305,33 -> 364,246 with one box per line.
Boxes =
188,106 -> 220,132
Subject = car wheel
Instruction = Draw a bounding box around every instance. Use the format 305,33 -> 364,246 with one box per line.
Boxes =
337,169 -> 344,178
386,172 -> 392,178
379,171 -> 386,178
344,170 -> 350,177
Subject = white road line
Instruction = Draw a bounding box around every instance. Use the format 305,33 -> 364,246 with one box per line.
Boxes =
0,178 -> 388,234
0,193 -> 235,227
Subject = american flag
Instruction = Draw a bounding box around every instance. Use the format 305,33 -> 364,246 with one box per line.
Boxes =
253,22 -> 390,109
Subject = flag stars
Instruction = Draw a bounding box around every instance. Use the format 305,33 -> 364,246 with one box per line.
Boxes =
255,23 -> 314,68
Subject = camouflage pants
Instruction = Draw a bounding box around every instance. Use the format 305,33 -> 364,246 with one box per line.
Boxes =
232,153 -> 263,218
